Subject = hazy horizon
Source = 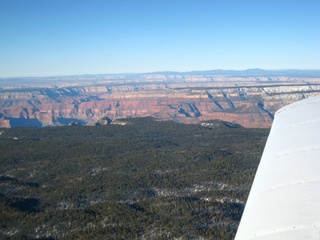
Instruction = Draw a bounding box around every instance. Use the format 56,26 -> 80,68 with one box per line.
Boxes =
1,0 -> 320,77
1,68 -> 320,79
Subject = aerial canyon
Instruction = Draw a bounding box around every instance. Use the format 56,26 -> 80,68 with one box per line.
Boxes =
1,70 -> 320,128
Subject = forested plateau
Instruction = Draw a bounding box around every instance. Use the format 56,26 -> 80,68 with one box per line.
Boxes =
0,118 -> 269,239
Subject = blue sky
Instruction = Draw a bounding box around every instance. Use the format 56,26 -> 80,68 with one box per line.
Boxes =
0,0 -> 319,77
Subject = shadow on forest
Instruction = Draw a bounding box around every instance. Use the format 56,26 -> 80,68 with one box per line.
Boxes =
8,197 -> 41,213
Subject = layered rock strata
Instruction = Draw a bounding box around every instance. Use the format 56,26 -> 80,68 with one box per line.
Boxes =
0,75 -> 320,128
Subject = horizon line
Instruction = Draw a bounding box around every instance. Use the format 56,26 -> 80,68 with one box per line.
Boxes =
1,68 -> 320,79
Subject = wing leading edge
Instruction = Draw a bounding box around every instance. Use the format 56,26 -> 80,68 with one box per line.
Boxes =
235,96 -> 320,240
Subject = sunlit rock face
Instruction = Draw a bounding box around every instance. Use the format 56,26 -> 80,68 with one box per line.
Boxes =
0,74 -> 319,128
0,119 -> 10,128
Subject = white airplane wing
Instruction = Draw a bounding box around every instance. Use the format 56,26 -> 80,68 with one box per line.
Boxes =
235,96 -> 320,240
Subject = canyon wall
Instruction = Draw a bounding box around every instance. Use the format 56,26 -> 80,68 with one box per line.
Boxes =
1,74 -> 320,128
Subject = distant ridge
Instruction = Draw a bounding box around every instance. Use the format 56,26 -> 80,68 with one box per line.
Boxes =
150,69 -> 320,77
1,69 -> 320,80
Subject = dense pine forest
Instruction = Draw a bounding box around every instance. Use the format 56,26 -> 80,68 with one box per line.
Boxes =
0,118 -> 269,239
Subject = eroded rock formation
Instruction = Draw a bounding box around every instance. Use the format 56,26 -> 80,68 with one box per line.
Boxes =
0,74 -> 320,128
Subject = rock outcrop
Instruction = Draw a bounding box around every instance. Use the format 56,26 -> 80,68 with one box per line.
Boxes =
95,117 -> 112,126
0,74 -> 319,128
